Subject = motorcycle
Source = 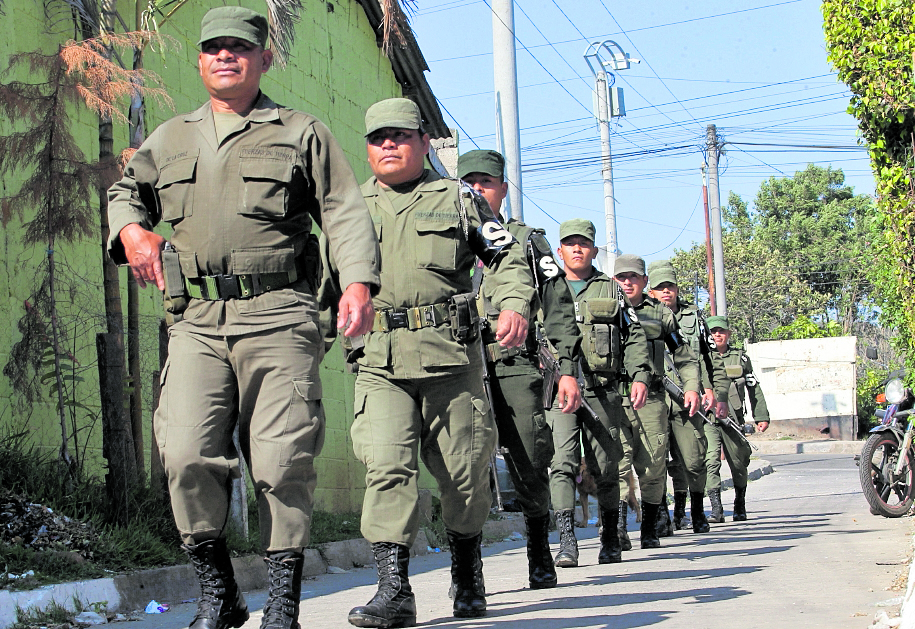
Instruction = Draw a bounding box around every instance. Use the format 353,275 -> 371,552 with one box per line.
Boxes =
858,373 -> 915,517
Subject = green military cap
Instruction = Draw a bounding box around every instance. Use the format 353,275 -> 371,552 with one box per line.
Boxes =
706,315 -> 730,331
559,219 -> 596,243
365,98 -> 423,136
198,6 -> 269,48
457,150 -> 505,179
647,259 -> 678,288
614,253 -> 646,276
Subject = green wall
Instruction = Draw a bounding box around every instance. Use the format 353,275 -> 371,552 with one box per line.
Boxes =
0,0 -> 424,513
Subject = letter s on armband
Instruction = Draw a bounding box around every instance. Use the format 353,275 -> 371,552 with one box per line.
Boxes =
469,220 -> 517,267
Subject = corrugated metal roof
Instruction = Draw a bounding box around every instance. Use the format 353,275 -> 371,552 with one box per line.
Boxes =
354,0 -> 452,139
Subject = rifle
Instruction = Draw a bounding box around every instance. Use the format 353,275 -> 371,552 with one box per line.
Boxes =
536,329 -> 600,422
662,353 -> 758,452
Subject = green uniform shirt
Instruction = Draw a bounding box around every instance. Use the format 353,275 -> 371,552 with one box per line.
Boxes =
720,345 -> 770,423
671,298 -> 729,403
357,170 -> 535,379
106,93 -> 381,335
480,219 -> 581,377
566,270 -> 651,388
632,293 -> 700,392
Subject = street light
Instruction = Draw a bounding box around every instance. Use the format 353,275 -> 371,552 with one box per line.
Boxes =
583,41 -> 639,271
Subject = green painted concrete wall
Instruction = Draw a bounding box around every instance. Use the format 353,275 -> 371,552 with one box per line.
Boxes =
0,0 -> 435,514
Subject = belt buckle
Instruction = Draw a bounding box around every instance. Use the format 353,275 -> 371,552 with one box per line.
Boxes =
215,274 -> 240,299
388,309 -> 408,329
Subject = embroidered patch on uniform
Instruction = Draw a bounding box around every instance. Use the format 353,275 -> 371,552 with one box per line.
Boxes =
240,147 -> 295,161
162,151 -> 193,164
414,210 -> 458,221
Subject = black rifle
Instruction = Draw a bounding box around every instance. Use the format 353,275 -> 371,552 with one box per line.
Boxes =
662,353 -> 758,452
536,330 -> 600,422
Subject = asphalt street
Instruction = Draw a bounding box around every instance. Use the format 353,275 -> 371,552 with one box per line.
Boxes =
125,452 -> 912,629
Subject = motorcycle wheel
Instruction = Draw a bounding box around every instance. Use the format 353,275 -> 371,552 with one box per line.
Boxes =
859,432 -> 915,518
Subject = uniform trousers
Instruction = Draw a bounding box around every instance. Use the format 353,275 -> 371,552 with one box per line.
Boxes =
667,408 -> 708,495
352,365 -> 496,547
619,391 -> 670,505
155,321 -> 326,550
705,422 -> 753,491
548,385 -> 624,513
489,357 -> 554,518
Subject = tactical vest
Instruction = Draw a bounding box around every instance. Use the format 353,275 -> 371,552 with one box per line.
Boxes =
723,349 -> 748,418
635,311 -> 665,378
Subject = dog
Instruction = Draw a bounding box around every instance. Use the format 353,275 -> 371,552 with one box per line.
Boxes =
576,457 -> 642,528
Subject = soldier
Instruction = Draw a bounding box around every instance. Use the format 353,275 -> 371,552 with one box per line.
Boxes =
106,7 -> 380,629
613,254 -> 700,550
647,260 -> 729,535
706,315 -> 770,522
347,99 -> 534,627
457,149 -> 582,590
548,220 -> 652,568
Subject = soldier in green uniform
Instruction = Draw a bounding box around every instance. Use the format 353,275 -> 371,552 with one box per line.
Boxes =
613,254 -> 700,550
457,149 -> 582,590
548,220 -> 652,568
347,100 -> 535,628
706,315 -> 770,522
106,8 -> 380,629
647,261 -> 729,535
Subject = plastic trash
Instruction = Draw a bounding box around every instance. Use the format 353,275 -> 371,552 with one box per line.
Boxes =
144,600 -> 170,614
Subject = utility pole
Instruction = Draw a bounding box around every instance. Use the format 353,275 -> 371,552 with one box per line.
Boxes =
701,164 -> 716,314
706,124 -> 727,316
584,41 -> 637,272
492,0 -> 523,220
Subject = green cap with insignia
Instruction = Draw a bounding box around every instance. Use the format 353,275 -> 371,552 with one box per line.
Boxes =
647,259 -> 678,288
706,315 -> 730,331
559,219 -> 595,243
364,98 -> 423,137
457,150 -> 505,179
614,253 -> 645,276
198,6 -> 269,48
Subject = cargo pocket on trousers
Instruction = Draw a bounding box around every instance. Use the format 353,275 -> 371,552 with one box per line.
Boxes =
154,358 -> 170,449
280,376 -> 324,467
351,388 -> 370,465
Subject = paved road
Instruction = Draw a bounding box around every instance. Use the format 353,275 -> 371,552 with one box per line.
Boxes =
131,452 -> 912,629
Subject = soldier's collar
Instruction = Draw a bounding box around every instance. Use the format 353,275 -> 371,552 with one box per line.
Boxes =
186,92 -> 279,123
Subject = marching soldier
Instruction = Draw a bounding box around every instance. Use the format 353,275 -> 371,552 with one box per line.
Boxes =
647,260 -> 729,535
347,99 -> 534,627
706,315 -> 770,521
549,221 -> 652,568
457,150 -> 582,590
613,254 -> 700,550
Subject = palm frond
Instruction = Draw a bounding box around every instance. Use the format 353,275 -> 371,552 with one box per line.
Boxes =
264,0 -> 303,68
380,0 -> 416,55
44,0 -> 100,37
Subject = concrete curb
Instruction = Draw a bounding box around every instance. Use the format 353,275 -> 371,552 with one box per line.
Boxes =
750,439 -> 862,455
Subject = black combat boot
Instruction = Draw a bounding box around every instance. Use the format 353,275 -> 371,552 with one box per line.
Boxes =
182,539 -> 249,629
597,505 -> 622,564
348,543 -> 416,628
672,490 -> 691,530
617,501 -> 632,551
553,509 -> 579,568
447,531 -> 486,618
656,495 -> 674,538
524,514 -> 557,589
639,502 -> 661,549
733,486 -> 748,521
708,488 -> 725,523
261,551 -> 304,629
690,492 -> 710,533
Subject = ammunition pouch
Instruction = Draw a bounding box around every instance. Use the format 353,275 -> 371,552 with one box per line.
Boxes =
162,245 -> 187,327
578,298 -> 622,376
725,364 -> 744,380
449,292 -> 480,343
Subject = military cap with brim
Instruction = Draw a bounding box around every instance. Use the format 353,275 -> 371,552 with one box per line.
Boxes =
457,150 -> 505,180
365,98 -> 423,137
198,6 -> 269,48
706,315 -> 730,331
614,253 -> 646,276
559,219 -> 596,243
647,259 -> 678,289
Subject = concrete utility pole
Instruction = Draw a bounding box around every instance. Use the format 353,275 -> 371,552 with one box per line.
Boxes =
706,124 -> 727,316
701,164 -> 716,314
584,41 -> 637,272
492,0 -> 523,220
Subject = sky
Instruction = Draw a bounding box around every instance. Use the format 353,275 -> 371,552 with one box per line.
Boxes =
407,0 -> 875,270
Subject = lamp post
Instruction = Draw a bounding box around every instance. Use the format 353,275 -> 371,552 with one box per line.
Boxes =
584,40 -> 638,271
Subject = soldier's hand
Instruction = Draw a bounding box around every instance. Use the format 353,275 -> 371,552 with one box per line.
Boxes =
495,310 -> 528,348
630,382 -> 648,410
119,223 -> 165,290
683,390 -> 701,416
715,401 -> 729,419
755,421 -> 769,433
337,282 -> 374,337
701,388 -> 716,412
556,375 -> 581,414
